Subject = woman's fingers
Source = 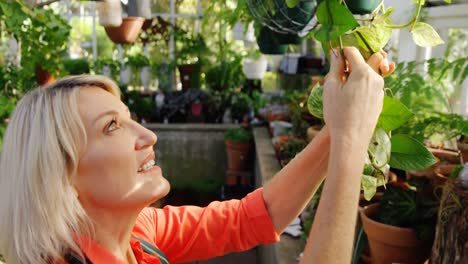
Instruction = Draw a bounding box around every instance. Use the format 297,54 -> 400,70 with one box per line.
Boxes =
380,61 -> 396,77
327,49 -> 345,83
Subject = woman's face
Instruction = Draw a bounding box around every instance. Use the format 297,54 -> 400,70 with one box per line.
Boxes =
74,87 -> 169,211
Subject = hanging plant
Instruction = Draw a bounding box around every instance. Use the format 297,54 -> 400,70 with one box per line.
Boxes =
301,0 -> 446,200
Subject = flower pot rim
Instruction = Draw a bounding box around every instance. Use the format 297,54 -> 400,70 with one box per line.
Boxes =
360,203 -> 429,246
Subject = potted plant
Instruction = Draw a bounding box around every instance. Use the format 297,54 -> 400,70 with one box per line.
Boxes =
360,177 -> 439,264
278,137 -> 307,167
125,54 -> 150,89
224,128 -> 253,173
257,25 -> 289,55
95,58 -> 120,80
345,0 -> 382,15
243,49 -> 268,80
175,31 -> 210,90
63,58 -> 90,75
0,1 -> 71,86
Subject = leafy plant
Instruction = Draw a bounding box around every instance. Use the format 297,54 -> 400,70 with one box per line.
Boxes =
95,58 -> 121,80
224,128 -> 253,143
279,137 -> 307,166
304,0 -> 445,200
0,0 -> 71,78
377,177 -> 439,241
63,58 -> 90,75
205,55 -> 244,92
385,58 -> 468,145
175,31 -> 210,65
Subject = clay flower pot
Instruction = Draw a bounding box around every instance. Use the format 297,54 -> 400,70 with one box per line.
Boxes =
105,17 -> 145,44
225,140 -> 252,171
35,65 -> 55,86
360,204 -> 432,264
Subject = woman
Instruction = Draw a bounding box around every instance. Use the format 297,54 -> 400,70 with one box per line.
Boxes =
0,47 -> 394,264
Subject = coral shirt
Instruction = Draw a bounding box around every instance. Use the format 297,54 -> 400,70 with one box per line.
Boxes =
78,188 -> 279,264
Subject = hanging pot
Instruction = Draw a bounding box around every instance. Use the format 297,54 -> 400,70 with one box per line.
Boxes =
120,66 -> 131,85
243,57 -> 268,80
105,17 -> 145,44
345,0 -> 382,15
257,26 -> 288,55
273,0 -> 318,31
97,0 -> 122,27
127,0 -> 152,19
35,65 -> 55,86
233,22 -> 256,42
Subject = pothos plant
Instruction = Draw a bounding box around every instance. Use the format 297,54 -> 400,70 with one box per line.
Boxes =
302,0 -> 445,200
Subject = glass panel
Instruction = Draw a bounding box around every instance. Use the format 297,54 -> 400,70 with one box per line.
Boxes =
176,0 -> 198,14
153,0 -> 171,14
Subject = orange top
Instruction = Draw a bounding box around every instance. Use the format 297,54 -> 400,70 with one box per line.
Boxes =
78,188 -> 279,263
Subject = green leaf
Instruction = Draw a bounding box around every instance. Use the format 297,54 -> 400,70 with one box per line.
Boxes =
307,84 -> 324,119
355,19 -> 392,53
411,22 -> 444,47
377,96 -> 414,132
368,128 -> 391,169
389,134 -> 437,171
361,174 -> 378,201
286,0 -> 301,8
314,0 -> 359,42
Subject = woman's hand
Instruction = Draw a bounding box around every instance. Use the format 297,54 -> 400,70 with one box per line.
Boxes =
323,47 -> 386,143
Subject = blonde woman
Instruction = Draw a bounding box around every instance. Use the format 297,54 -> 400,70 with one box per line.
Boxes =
0,47 -> 393,264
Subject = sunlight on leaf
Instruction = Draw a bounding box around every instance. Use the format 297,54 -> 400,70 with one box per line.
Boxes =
412,22 -> 444,47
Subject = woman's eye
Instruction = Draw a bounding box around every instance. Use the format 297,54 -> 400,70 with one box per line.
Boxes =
106,118 -> 121,133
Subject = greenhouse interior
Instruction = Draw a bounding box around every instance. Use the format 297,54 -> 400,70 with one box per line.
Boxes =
0,0 -> 467,263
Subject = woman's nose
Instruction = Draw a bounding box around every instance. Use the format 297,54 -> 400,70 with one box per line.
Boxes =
135,124 -> 157,150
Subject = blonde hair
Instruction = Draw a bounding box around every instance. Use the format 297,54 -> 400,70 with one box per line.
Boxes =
0,75 -> 121,264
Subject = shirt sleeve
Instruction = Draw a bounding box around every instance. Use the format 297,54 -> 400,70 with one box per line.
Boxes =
132,187 -> 280,263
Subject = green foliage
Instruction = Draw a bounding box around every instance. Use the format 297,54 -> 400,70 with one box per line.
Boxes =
230,92 -> 253,122
175,31 -> 210,65
280,137 -> 307,163
124,91 -> 155,121
449,164 -> 464,179
0,0 -> 71,77
205,55 -> 244,92
125,54 -> 150,69
311,0 -> 444,61
63,58 -> 90,75
95,58 -> 120,80
378,177 -> 439,241
307,84 -> 324,119
224,128 -> 253,143
386,58 -> 468,143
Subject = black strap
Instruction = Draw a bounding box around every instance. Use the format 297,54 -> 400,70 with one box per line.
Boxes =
64,252 -> 92,264
132,236 -> 169,264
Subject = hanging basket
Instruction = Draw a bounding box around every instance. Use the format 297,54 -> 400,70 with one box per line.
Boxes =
257,26 -> 288,55
97,0 -> 122,27
345,0 -> 382,15
105,17 -> 145,44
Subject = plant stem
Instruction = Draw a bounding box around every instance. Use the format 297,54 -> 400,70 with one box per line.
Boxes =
410,0 -> 424,32
355,31 -> 375,54
338,36 -> 349,78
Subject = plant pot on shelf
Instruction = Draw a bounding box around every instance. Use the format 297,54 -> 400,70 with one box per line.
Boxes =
360,204 -> 432,264
225,140 -> 252,172
297,55 -> 323,74
457,138 -> 468,162
243,57 -> 268,80
345,0 -> 382,15
35,65 -> 55,86
178,64 -> 200,91
105,17 -> 145,44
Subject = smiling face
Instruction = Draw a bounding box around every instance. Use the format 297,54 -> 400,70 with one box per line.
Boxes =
74,87 -> 169,211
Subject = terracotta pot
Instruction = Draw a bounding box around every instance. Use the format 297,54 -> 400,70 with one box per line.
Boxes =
105,17 -> 145,44
457,140 -> 468,162
178,64 -> 199,91
225,140 -> 252,171
35,65 -> 55,86
360,204 -> 432,264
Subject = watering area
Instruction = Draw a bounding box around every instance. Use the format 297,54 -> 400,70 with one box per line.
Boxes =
145,124 -> 302,264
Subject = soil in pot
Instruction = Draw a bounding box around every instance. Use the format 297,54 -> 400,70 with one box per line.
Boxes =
360,203 -> 432,264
